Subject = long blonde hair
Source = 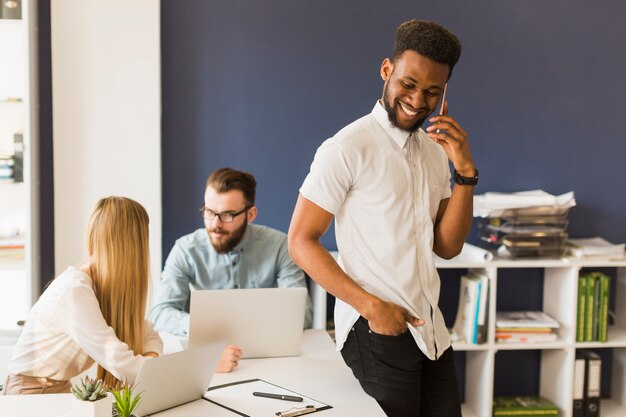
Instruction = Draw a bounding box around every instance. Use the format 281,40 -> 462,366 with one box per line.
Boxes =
86,196 -> 150,387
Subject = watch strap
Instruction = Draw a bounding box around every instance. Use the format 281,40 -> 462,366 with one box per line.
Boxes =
453,169 -> 479,186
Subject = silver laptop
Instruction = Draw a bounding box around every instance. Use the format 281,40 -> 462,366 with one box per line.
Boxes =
132,341 -> 226,417
189,287 -> 307,359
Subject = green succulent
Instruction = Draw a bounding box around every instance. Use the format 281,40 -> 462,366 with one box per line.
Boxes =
71,376 -> 108,401
110,382 -> 141,417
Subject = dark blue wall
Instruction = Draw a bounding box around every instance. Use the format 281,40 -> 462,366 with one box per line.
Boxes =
162,0 -> 626,257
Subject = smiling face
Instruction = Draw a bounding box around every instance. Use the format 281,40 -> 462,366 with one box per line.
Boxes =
203,186 -> 257,253
380,50 -> 449,132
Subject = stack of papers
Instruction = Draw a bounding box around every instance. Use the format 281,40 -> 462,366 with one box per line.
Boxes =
568,237 -> 625,258
474,190 -> 576,218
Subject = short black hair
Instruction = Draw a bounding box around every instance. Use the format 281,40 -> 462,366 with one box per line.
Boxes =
206,167 -> 257,206
393,19 -> 462,79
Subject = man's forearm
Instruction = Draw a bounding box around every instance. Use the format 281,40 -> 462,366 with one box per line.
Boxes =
150,306 -> 190,336
288,237 -> 379,318
434,184 -> 474,259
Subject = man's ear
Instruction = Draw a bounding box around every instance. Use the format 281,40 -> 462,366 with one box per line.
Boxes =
380,58 -> 393,81
247,206 -> 258,223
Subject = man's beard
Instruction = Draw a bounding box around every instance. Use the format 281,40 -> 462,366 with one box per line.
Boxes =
208,220 -> 248,254
382,82 -> 429,133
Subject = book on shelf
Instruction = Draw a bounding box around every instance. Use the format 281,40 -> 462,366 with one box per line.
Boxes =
0,237 -> 25,249
452,274 -> 479,344
568,237 -> 625,258
496,311 -> 560,329
495,331 -> 558,343
451,270 -> 489,344
475,270 -> 489,344
492,396 -> 559,416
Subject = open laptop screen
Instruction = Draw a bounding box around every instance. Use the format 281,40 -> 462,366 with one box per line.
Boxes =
189,287 -> 307,358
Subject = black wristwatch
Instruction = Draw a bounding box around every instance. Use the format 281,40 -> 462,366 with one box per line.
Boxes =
453,169 -> 479,186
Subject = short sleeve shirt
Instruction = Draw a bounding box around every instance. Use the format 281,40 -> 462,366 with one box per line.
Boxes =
300,101 -> 452,360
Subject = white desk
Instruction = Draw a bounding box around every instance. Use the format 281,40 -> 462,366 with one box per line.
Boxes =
0,330 -> 384,417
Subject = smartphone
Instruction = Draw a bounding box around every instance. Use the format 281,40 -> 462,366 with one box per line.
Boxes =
436,83 -> 447,133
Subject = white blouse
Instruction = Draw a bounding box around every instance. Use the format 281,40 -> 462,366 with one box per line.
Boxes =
7,267 -> 163,383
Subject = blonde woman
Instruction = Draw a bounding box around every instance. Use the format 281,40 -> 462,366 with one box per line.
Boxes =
3,196 -> 162,394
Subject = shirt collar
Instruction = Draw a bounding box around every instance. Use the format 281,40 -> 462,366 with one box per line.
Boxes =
371,100 -> 422,150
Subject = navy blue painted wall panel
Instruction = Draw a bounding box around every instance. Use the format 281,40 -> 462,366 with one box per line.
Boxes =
162,1 -> 626,257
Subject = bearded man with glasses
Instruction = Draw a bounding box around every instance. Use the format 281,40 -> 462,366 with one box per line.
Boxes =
151,167 -> 312,372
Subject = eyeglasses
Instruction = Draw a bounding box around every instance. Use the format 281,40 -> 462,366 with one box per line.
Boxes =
199,205 -> 250,223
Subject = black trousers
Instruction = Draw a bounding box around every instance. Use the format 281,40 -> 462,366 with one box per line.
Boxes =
341,317 -> 462,417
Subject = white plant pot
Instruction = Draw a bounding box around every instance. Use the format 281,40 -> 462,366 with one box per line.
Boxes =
72,394 -> 113,417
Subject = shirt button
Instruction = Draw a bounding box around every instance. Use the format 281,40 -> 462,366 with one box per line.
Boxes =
234,285 -> 239,289
232,261 -> 237,266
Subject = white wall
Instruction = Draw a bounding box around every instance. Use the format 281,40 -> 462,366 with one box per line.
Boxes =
51,1 -> 162,283
0,21 -> 26,101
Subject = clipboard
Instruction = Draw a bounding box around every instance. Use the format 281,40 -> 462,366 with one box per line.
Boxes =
203,378 -> 333,417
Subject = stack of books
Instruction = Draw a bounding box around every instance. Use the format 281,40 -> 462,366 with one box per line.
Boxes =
451,270 -> 489,345
576,272 -> 611,343
0,154 -> 14,183
475,190 -> 576,259
493,396 -> 559,417
0,227 -> 24,262
495,311 -> 560,344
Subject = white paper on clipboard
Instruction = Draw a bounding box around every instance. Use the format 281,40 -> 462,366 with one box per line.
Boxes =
203,379 -> 332,417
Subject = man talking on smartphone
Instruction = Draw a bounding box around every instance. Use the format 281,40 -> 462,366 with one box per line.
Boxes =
288,19 -> 477,417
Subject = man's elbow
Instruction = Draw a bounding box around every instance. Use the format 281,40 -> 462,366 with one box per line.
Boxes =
287,231 -> 304,267
434,243 -> 463,260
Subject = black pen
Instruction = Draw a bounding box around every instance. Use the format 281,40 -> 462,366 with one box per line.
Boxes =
253,391 -> 304,402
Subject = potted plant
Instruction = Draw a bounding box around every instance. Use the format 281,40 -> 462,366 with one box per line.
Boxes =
71,376 -> 112,417
110,382 -> 142,417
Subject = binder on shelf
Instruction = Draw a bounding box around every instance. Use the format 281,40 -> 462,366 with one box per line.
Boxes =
598,273 -> 610,343
580,272 -> 611,343
591,275 -> 601,341
576,274 -> 587,342
584,275 -> 596,342
573,353 -> 585,417
583,351 -> 601,417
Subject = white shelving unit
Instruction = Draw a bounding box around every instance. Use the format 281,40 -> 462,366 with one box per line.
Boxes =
0,0 -> 39,337
439,256 -> 626,417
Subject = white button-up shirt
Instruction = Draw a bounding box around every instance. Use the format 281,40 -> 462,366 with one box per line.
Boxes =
300,101 -> 452,360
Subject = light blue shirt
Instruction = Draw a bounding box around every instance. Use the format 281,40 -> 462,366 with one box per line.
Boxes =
150,224 -> 312,336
